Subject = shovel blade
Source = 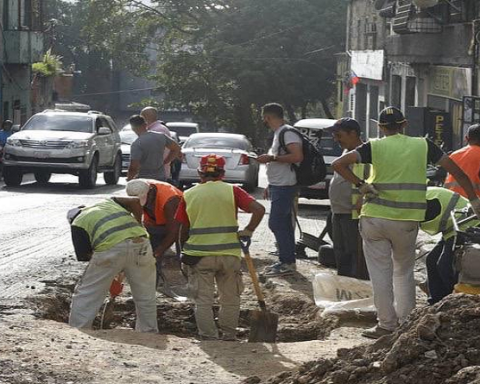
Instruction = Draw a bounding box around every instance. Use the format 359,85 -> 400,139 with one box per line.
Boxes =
248,310 -> 279,343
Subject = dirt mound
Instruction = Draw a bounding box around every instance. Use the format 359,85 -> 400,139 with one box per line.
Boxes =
252,294 -> 480,384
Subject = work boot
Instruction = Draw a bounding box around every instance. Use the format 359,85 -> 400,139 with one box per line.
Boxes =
361,325 -> 393,339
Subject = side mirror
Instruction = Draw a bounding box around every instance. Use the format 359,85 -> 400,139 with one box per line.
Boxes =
98,127 -> 111,135
12,124 -> 20,133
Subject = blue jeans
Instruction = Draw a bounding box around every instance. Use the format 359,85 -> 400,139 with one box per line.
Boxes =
268,185 -> 297,264
426,237 -> 457,304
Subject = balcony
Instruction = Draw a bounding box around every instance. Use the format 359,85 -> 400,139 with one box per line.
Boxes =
3,30 -> 44,64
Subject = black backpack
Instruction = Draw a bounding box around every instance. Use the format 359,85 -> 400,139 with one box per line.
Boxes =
279,127 -> 327,187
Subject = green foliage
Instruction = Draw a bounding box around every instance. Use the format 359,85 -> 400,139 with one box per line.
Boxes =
32,49 -> 63,77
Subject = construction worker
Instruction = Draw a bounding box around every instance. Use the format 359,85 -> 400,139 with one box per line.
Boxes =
156,154 -> 265,340
421,187 -> 479,304
328,117 -> 369,279
67,196 -> 157,332
125,179 -> 183,287
444,123 -> 480,198
333,106 -> 480,339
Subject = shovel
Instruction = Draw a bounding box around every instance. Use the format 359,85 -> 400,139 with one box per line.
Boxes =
240,237 -> 278,343
100,272 -> 125,329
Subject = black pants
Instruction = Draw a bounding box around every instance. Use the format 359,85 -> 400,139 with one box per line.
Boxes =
426,237 -> 457,304
332,213 -> 369,280
147,226 -> 167,286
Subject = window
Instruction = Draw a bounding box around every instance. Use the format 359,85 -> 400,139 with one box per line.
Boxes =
406,77 -> 416,107
391,75 -> 402,109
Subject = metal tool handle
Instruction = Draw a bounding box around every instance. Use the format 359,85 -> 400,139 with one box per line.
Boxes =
240,237 -> 267,310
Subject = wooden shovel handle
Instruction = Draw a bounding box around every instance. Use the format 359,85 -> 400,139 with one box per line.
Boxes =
243,249 -> 266,304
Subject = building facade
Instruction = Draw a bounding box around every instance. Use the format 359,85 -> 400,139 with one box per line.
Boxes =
1,0 -> 44,125
338,0 -> 480,150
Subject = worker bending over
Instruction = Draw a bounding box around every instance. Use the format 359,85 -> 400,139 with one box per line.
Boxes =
333,106 -> 480,339
156,154 -> 265,340
67,196 -> 157,332
126,179 -> 182,287
421,187 -> 479,304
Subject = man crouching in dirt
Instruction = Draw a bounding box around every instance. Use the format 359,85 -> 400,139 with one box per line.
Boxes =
155,154 -> 265,340
67,196 -> 158,332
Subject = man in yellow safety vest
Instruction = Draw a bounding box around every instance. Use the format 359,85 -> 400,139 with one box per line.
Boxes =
333,106 -> 480,339
67,196 -> 158,332
156,154 -> 265,340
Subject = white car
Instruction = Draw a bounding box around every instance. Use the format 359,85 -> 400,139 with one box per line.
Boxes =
180,133 -> 259,192
3,110 -> 122,188
293,118 -> 342,199
166,122 -> 199,144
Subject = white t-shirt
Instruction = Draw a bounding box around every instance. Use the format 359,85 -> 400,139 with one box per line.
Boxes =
266,125 -> 302,186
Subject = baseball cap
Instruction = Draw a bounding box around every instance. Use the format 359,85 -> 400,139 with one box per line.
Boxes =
328,117 -> 361,134
198,154 -> 226,173
126,179 -> 150,206
378,106 -> 406,126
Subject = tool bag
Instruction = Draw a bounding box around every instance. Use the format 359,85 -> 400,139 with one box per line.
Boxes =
279,127 -> 327,187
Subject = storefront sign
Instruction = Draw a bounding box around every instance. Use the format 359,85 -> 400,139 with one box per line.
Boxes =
429,66 -> 471,101
426,110 -> 452,151
351,50 -> 384,81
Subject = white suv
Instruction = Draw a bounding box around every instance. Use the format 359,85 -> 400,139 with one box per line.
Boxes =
3,110 -> 122,188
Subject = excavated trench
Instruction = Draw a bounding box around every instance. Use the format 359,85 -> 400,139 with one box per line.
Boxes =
30,255 -> 353,342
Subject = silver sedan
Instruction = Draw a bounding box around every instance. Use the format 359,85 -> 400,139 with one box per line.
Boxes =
179,133 -> 259,192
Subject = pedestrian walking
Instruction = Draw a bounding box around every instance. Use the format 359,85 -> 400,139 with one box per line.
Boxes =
328,118 -> 369,279
333,106 -> 480,339
421,187 -> 479,305
126,179 -> 183,287
67,196 -> 158,332
141,106 -> 173,179
158,154 -> 265,340
444,124 -> 480,198
126,115 -> 181,181
256,103 -> 303,277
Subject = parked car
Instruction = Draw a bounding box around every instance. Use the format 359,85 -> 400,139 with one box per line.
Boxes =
293,118 -> 341,199
179,132 -> 259,191
165,122 -> 199,144
3,110 -> 122,188
119,125 -> 180,177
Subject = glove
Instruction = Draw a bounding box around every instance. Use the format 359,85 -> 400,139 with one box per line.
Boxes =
470,198 -> 480,219
358,182 -> 379,200
238,229 -> 253,238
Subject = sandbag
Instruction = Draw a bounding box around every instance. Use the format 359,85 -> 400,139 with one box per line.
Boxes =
312,271 -> 375,318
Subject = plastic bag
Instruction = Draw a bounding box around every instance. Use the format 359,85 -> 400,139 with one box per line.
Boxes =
312,271 -> 376,318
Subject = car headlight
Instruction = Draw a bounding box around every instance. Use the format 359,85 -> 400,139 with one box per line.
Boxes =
66,140 -> 89,149
6,138 -> 21,146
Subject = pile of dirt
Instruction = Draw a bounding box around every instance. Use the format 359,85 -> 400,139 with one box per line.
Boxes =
250,294 -> 480,384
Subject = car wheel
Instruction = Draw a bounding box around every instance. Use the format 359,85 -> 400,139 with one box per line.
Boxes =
79,155 -> 98,189
104,154 -> 121,185
34,171 -> 52,185
3,167 -> 23,186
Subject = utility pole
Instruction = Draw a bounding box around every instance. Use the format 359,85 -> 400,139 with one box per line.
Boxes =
472,20 -> 480,96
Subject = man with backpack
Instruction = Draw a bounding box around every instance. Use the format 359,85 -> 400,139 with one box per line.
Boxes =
257,103 -> 303,277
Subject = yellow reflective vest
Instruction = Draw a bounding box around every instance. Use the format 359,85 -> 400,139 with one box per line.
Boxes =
73,199 -> 148,252
183,181 -> 241,258
361,134 -> 428,221
420,187 -> 478,240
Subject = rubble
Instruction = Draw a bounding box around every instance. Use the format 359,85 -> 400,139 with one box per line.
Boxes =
257,294 -> 480,384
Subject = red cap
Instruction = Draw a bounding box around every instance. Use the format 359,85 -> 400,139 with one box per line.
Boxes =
199,154 -> 226,173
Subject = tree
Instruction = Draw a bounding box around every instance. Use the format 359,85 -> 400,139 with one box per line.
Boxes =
54,0 -> 347,140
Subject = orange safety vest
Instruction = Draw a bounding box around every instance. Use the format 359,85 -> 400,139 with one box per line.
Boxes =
143,180 -> 183,227
444,145 -> 480,198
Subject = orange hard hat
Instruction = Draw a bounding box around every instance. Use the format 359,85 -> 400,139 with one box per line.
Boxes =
198,154 -> 226,173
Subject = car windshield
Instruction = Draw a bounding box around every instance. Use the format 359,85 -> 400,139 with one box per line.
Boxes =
184,135 -> 248,150
120,129 -> 137,145
170,126 -> 197,137
320,134 -> 343,156
22,115 -> 93,133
